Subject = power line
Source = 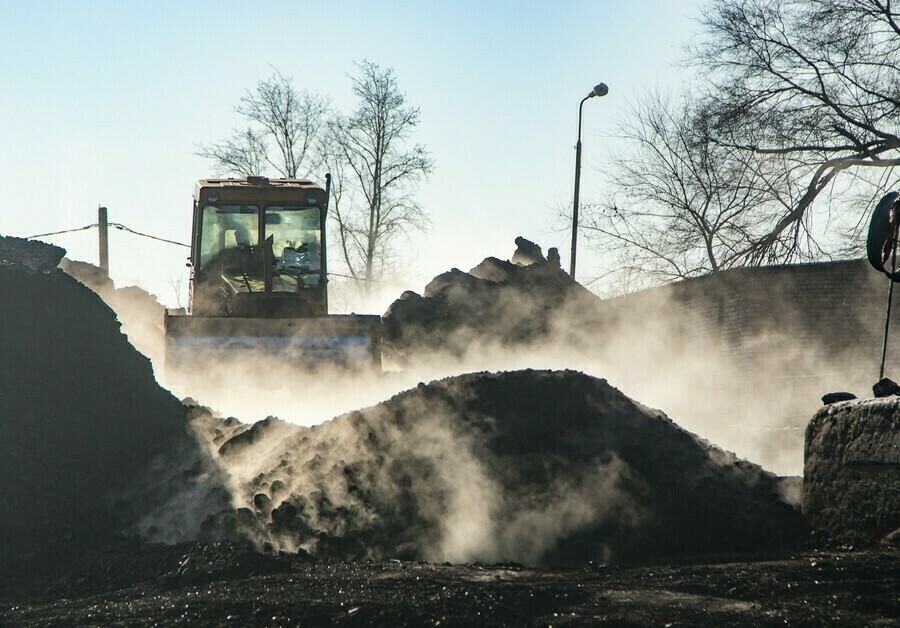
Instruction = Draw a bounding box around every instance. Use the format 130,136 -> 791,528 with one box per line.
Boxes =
109,223 -> 189,248
24,221 -> 407,286
326,271 -> 411,287
27,223 -> 98,239
26,221 -> 189,248
328,271 -> 361,280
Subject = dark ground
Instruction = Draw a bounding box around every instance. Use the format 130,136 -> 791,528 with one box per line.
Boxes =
2,542 -> 898,626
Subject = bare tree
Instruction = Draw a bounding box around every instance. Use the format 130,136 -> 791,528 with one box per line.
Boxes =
583,92 -> 801,289
167,274 -> 185,309
693,0 -> 900,262
323,61 -> 433,289
196,70 -> 329,178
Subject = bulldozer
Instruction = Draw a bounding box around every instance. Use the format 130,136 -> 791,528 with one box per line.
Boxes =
164,175 -> 382,377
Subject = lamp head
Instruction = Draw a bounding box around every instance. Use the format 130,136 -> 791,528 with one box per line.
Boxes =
590,82 -> 609,98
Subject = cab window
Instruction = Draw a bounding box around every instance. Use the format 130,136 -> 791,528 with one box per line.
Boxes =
266,206 -> 322,289
197,205 -> 259,270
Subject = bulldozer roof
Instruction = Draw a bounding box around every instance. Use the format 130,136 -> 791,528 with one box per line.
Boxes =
194,177 -> 326,204
196,178 -> 323,191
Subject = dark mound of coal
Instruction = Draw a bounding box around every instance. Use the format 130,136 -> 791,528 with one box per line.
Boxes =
0,234 -> 65,271
382,238 -> 603,359
0,237 -> 187,573
197,370 -> 801,565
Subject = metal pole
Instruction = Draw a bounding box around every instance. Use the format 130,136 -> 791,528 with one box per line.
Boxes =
322,172 -> 331,315
570,96 -> 589,279
98,206 -> 109,277
879,215 -> 900,379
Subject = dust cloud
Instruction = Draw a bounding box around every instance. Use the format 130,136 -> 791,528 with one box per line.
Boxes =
368,246 -> 878,477
67,238 -> 866,477
60,258 -> 168,367
136,371 -> 800,565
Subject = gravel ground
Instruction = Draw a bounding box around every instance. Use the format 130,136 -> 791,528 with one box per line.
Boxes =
3,542 -> 898,626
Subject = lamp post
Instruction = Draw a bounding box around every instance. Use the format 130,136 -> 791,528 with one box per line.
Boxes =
570,82 -> 608,280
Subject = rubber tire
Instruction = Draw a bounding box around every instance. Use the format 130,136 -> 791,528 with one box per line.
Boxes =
866,191 -> 900,280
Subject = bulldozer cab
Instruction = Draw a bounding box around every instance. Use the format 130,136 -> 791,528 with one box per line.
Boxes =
189,177 -> 328,318
165,175 -> 381,377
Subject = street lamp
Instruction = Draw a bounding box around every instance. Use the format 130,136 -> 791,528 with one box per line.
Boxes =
570,82 -> 608,280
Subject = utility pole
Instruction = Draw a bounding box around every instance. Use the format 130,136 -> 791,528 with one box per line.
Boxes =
98,206 -> 109,277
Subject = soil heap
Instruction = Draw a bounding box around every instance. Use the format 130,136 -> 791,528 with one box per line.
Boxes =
187,370 -> 801,566
0,237 -> 188,574
382,237 -> 605,360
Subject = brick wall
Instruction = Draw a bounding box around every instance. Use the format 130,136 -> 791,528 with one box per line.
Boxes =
604,259 -> 895,396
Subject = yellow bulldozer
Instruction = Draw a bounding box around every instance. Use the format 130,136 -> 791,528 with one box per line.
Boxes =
164,175 -> 381,376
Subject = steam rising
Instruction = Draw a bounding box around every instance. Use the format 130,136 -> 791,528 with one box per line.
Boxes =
60,238 -> 849,564
133,371 -> 799,565
150,250 -> 858,477
65,239 -> 873,480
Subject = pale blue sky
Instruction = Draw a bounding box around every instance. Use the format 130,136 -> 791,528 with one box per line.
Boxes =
0,0 -> 703,308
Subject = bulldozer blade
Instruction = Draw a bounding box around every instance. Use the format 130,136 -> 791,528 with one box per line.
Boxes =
164,312 -> 382,373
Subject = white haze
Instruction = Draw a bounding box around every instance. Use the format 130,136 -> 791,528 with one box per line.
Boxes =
157,324 -> 812,477
72,258 -> 858,478
64,258 -> 821,565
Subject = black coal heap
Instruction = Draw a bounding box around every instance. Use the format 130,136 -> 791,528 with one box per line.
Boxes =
0,236 -> 187,574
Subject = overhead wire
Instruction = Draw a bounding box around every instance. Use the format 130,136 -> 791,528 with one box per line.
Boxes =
27,223 -> 99,239
23,221 -> 406,285
108,222 -> 190,248
26,221 -> 189,248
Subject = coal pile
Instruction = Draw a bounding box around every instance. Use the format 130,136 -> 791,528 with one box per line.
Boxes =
188,370 -> 801,565
382,237 -> 604,360
0,237 -> 188,575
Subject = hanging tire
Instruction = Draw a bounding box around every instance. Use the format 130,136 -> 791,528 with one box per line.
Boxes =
866,191 -> 900,281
